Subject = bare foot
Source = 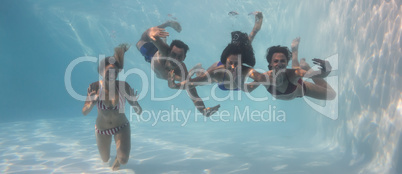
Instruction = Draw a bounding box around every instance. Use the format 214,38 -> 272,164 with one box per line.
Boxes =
168,21 -> 182,33
112,157 -> 121,171
300,58 -> 311,71
291,37 -> 300,51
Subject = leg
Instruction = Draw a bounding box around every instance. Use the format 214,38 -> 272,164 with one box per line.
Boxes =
157,20 -> 182,32
291,37 -> 301,68
95,130 -> 113,162
299,58 -> 310,71
112,124 -> 131,171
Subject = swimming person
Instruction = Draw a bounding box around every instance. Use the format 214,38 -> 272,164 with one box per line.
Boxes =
82,44 -> 142,171
247,37 -> 336,100
168,12 -> 265,91
136,20 -> 220,116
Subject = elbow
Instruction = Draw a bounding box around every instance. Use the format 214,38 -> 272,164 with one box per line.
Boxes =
82,108 -> 88,116
82,105 -> 92,116
326,90 -> 337,100
137,108 -> 142,115
133,105 -> 142,115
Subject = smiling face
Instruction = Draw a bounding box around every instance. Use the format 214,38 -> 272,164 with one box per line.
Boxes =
270,53 -> 288,70
165,46 -> 186,69
103,64 -> 119,82
225,54 -> 241,71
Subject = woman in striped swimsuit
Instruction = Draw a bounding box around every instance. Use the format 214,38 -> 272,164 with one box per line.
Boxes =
82,44 -> 142,171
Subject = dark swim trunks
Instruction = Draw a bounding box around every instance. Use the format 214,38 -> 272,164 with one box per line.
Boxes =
140,42 -> 159,63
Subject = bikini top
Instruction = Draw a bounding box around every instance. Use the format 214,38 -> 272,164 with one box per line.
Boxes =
266,77 -> 306,100
217,61 -> 240,91
97,82 -> 125,110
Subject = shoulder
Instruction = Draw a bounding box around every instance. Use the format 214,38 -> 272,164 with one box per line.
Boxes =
116,81 -> 132,93
210,61 -> 224,70
209,62 -> 225,74
117,81 -> 131,88
151,51 -> 163,65
242,66 -> 253,72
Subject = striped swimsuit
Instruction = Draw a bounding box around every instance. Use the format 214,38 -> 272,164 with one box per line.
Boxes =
97,83 -> 125,110
95,122 -> 129,135
95,82 -> 128,135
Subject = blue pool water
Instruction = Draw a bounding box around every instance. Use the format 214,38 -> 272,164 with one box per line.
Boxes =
1,0 -> 401,173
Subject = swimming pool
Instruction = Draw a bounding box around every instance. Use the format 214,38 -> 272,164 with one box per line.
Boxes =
1,0 -> 401,173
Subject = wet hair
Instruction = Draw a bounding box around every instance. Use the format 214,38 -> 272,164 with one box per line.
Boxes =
231,31 -> 249,46
266,45 -> 292,70
98,56 -> 121,75
220,31 -> 255,67
220,43 -> 255,67
170,40 -> 189,55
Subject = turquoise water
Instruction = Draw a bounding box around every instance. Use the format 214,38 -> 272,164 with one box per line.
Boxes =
1,0 -> 401,173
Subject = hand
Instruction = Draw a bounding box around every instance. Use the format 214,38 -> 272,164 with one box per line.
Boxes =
255,11 -> 263,23
128,87 -> 139,101
168,70 -> 178,89
291,37 -> 300,51
203,105 -> 221,117
88,84 -> 99,104
148,27 -> 169,41
313,58 -> 332,78
118,43 -> 131,52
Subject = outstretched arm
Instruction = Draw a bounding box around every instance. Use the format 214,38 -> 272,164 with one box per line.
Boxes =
136,21 -> 182,56
184,65 -> 220,117
243,69 -> 265,93
289,58 -> 336,100
187,87 -> 220,117
124,82 -> 142,115
168,65 -> 219,89
147,27 -> 171,56
248,11 -> 263,43
168,63 -> 221,117
244,81 -> 260,93
303,81 -> 336,100
244,69 -> 285,92
304,58 -> 336,100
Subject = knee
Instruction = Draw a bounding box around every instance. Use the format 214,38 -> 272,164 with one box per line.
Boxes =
327,90 -> 337,100
118,155 -> 129,165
